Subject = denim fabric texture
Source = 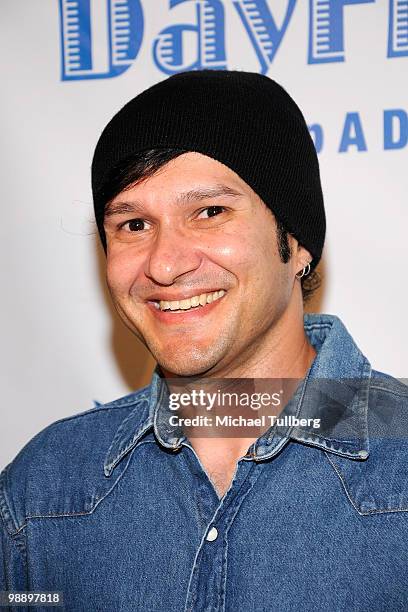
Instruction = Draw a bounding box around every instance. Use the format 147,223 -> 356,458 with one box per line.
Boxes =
1,313 -> 408,612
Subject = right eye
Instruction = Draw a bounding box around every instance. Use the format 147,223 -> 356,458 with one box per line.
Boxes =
119,219 -> 148,232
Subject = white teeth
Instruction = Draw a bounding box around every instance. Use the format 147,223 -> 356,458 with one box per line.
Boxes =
157,289 -> 226,312
179,299 -> 191,310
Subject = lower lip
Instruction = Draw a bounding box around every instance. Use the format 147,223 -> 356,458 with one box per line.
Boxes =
146,293 -> 226,324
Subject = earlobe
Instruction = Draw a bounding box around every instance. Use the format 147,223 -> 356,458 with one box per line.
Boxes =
295,246 -> 312,278
295,262 -> 311,279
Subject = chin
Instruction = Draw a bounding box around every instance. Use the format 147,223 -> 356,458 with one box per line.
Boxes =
154,349 -> 220,378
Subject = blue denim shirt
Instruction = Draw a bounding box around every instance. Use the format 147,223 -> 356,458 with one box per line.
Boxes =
1,313 -> 408,612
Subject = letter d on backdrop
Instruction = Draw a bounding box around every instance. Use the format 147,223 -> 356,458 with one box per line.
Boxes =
58,0 -> 144,81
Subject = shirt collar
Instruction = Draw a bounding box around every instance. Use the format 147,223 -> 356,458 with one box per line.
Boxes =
104,313 -> 371,477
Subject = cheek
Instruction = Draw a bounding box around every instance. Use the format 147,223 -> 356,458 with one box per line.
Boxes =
106,250 -> 142,295
217,225 -> 277,277
229,222 -> 292,302
208,228 -> 261,268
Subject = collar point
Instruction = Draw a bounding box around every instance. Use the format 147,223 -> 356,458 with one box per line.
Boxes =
358,449 -> 369,459
103,463 -> 113,478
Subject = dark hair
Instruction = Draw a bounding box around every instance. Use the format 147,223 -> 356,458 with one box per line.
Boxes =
101,148 -> 320,303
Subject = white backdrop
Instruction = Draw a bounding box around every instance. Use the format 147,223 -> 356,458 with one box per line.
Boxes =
1,0 -> 407,469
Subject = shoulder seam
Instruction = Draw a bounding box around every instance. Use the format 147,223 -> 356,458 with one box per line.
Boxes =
369,370 -> 408,398
369,384 -> 408,398
40,391 -> 149,429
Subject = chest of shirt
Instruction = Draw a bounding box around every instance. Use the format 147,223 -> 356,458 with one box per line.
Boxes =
21,440 -> 408,611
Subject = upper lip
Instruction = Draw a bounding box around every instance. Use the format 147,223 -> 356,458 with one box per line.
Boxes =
146,288 -> 226,302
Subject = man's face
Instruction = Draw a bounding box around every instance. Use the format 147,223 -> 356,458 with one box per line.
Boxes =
104,152 -> 306,377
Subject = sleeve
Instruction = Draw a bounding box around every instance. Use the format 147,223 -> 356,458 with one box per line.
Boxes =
0,514 -> 6,589
0,467 -> 28,594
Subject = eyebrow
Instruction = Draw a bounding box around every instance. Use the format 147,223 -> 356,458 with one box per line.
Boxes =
104,184 -> 243,218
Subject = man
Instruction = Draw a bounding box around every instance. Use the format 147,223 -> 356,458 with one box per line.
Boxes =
1,70 -> 408,611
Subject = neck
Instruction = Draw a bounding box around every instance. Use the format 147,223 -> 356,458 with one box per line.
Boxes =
158,299 -> 316,497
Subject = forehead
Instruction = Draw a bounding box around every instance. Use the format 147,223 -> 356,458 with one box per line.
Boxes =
118,151 -> 255,199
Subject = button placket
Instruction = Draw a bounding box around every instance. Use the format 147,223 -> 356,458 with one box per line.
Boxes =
184,459 -> 263,612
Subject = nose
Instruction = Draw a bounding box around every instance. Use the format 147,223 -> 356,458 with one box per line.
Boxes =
144,225 -> 202,286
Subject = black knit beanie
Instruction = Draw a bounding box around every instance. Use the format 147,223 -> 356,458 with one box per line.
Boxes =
92,70 -> 325,269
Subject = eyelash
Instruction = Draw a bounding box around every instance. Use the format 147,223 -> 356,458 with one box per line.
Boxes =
118,206 -> 227,232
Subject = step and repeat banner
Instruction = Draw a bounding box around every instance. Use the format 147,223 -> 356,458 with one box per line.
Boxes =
1,0 -> 407,468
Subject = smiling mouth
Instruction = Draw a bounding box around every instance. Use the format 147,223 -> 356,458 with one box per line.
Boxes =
149,289 -> 226,313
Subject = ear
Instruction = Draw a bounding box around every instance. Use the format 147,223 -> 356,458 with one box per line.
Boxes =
294,245 -> 313,276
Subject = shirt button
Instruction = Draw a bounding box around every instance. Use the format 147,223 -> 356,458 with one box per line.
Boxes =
206,526 -> 218,542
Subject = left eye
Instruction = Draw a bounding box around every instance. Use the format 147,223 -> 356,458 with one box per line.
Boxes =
197,206 -> 225,219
